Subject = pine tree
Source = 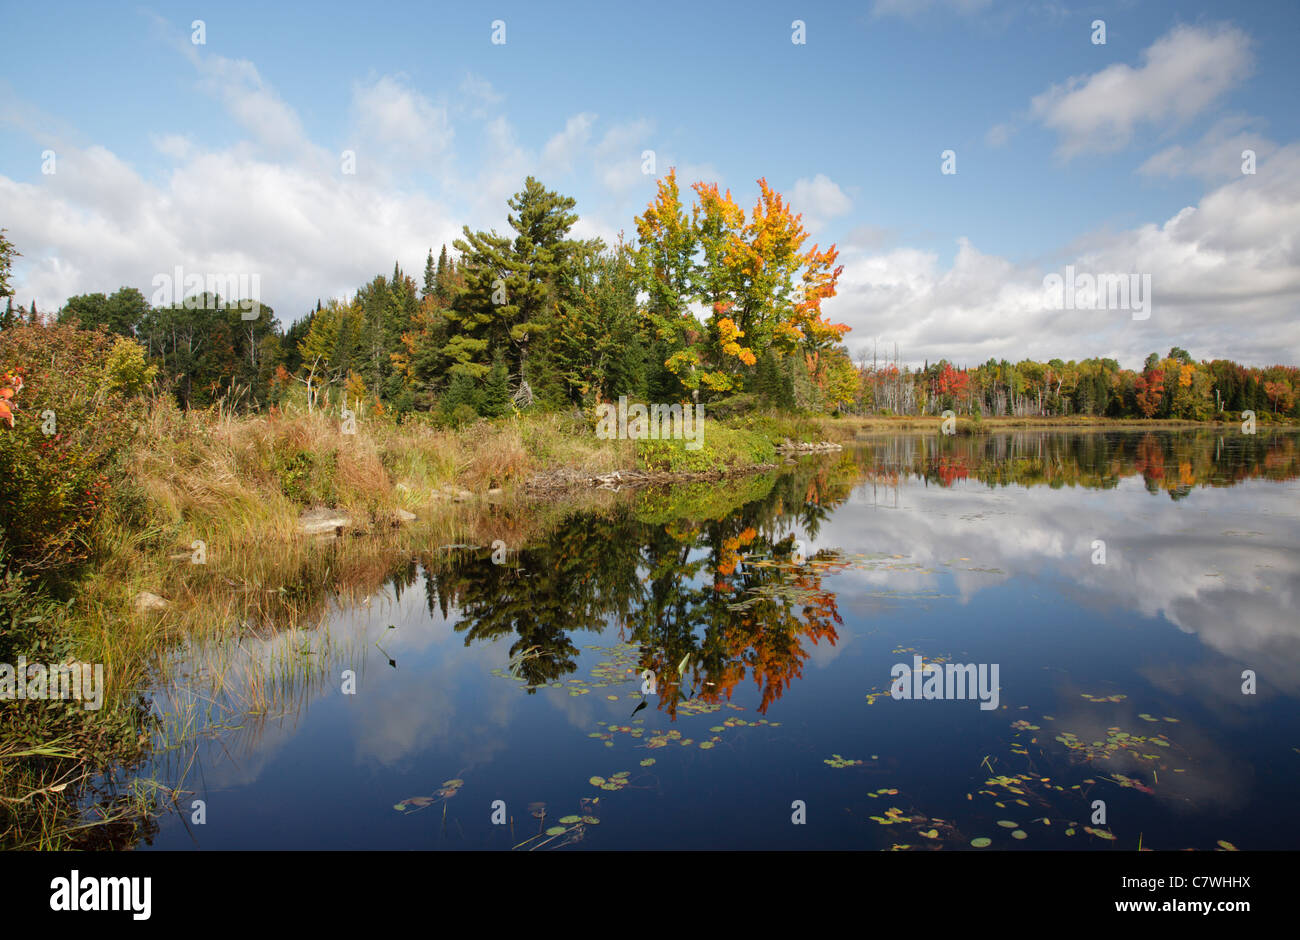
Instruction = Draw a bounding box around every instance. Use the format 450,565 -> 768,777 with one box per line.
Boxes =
481,349 -> 512,417
440,370 -> 482,426
435,245 -> 452,305
422,249 -> 436,301
446,178 -> 579,382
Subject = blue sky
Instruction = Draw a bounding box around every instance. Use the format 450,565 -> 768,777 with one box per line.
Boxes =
2,0 -> 1298,368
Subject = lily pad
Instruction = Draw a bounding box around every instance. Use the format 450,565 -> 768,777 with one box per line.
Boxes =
558,815 -> 582,824
545,826 -> 567,836
970,837 -> 992,848
589,776 -> 606,786
1011,830 -> 1027,840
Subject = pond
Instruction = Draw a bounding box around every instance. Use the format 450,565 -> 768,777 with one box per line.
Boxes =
133,429 -> 1300,851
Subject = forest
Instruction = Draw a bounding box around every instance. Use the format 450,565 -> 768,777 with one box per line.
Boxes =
4,171 -> 1296,428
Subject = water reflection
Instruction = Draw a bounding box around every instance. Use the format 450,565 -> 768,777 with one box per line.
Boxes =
134,430 -> 1300,850
419,430 -> 1300,712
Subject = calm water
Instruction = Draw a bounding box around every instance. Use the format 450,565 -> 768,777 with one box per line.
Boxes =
135,430 -> 1300,850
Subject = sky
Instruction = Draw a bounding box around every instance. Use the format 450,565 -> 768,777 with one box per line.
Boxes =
1,0 -> 1298,370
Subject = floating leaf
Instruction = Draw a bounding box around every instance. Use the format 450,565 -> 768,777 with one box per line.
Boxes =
1217,840 -> 1238,851
582,816 -> 600,825
997,820 -> 1018,828
589,776 -> 605,786
640,758 -> 656,766
970,837 -> 992,847
545,826 -> 567,836
558,815 -> 582,824
1011,830 -> 1027,840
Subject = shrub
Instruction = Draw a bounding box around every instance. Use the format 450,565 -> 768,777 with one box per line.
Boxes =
101,336 -> 157,397
0,325 -> 137,583
636,424 -> 775,473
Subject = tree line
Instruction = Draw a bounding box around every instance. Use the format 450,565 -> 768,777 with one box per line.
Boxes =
856,346 -> 1299,420
3,174 -> 1298,424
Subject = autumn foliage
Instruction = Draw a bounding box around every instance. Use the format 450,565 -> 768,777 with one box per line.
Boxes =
0,324 -> 140,579
635,170 -> 847,398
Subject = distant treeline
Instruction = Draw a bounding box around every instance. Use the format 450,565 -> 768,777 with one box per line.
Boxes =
2,173 -> 1297,424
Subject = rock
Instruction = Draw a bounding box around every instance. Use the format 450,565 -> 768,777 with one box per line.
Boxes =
395,509 -> 417,523
434,484 -> 474,502
135,592 -> 170,613
775,440 -> 843,455
486,487 -> 504,498
298,508 -> 352,535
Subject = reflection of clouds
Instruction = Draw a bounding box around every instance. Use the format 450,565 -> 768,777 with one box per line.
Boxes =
819,476 -> 1300,693
153,572 -> 526,792
343,585 -> 515,767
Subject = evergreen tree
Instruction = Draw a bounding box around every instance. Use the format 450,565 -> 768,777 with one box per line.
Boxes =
447,178 -> 579,383
435,245 -> 453,305
481,349 -> 512,417
440,370 -> 482,425
422,249 -> 437,301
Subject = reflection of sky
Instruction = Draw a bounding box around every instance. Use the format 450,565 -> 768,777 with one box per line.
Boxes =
139,463 -> 1300,850
814,476 -> 1300,695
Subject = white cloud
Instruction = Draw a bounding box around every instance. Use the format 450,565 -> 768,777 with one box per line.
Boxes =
826,144 -> 1300,368
457,72 -> 504,118
1138,116 -> 1277,182
541,112 -> 597,173
594,119 -> 655,193
1030,24 -> 1253,158
188,50 -> 324,165
790,174 -> 852,233
350,74 -> 453,167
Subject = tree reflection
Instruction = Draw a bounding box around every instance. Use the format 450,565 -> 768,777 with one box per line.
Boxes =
419,431 -> 1297,715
